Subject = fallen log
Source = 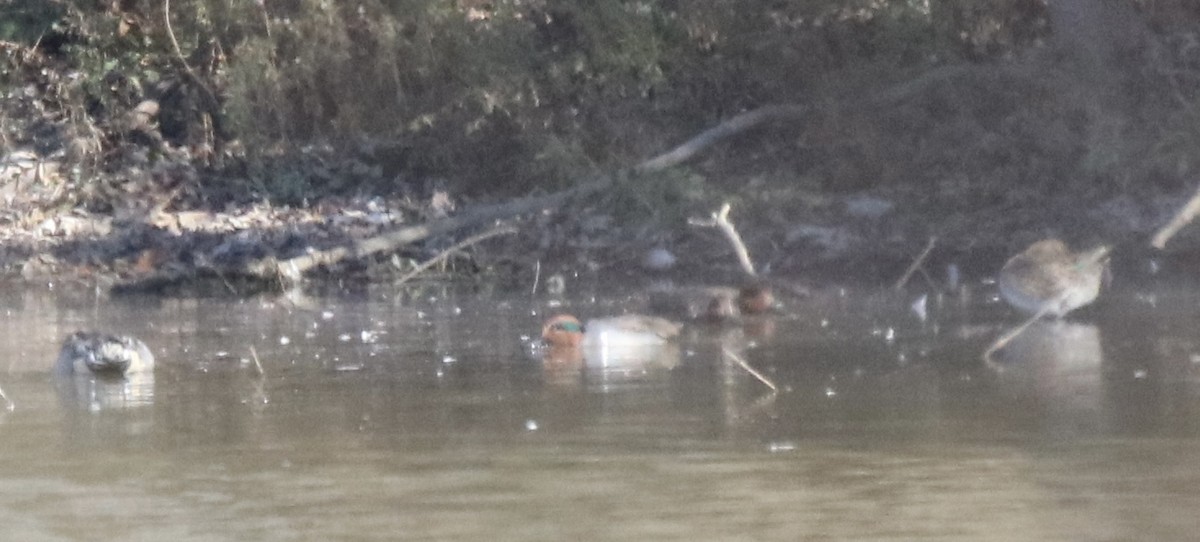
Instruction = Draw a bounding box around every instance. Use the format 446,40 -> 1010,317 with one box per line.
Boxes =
111,180 -> 600,295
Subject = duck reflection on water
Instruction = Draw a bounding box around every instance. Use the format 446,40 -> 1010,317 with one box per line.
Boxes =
989,321 -> 1102,373
987,321 -> 1106,435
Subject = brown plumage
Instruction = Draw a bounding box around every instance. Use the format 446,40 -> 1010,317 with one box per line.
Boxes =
997,239 -> 1110,317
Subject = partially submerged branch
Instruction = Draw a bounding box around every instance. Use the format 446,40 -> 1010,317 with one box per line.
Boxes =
0,382 -> 12,412
689,203 -> 757,277
114,185 -> 594,294
982,298 -> 1060,366
249,345 -> 265,377
723,346 -> 777,392
1152,182 -> 1200,249
894,236 -> 937,291
394,225 -> 517,285
269,185 -> 594,281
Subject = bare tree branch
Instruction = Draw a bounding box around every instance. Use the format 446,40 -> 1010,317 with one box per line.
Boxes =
723,346 -> 777,392
1152,182 -> 1200,249
689,203 -> 757,277
394,225 -> 517,286
636,105 -> 807,173
894,236 -> 937,291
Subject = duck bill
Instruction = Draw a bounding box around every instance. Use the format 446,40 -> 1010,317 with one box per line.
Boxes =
1083,246 -> 1111,267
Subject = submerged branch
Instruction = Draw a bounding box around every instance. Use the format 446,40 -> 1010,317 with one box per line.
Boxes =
249,345 -> 265,377
723,346 -> 777,392
982,300 -> 1062,366
0,381 -> 13,411
894,236 -> 937,291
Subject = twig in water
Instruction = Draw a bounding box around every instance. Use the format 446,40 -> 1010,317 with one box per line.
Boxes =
246,345 -> 269,413
249,345 -> 265,377
723,346 -> 777,392
395,225 -> 518,286
211,265 -> 240,295
689,203 -> 757,277
0,382 -> 13,411
1152,182 -> 1200,249
982,301 -> 1058,367
894,236 -> 937,291
917,266 -> 938,290
531,259 -> 541,296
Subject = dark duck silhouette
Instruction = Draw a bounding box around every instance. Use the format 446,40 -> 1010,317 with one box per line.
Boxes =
55,332 -> 155,376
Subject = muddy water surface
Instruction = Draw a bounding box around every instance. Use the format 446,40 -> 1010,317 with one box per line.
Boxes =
0,279 -> 1199,541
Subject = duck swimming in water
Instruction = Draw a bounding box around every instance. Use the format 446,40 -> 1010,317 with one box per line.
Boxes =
55,332 -> 155,376
648,283 -> 779,322
541,314 -> 682,370
542,314 -> 682,349
997,239 -> 1110,318
733,283 -> 777,315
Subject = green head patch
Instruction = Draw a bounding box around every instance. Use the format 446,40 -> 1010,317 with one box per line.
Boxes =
552,321 -> 584,333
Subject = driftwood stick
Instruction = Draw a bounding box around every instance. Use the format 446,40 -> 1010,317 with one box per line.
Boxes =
723,346 -> 777,392
266,186 -> 595,281
1152,183 -> 1200,249
689,203 -> 757,277
249,345 -> 265,377
115,182 -> 601,294
394,225 -> 518,285
894,236 -> 937,291
982,301 -> 1059,367
637,105 -> 808,172
246,345 -> 269,413
531,259 -> 541,295
0,382 -> 12,412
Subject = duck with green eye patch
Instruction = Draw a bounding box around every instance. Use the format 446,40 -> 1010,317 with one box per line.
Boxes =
540,313 -> 682,370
